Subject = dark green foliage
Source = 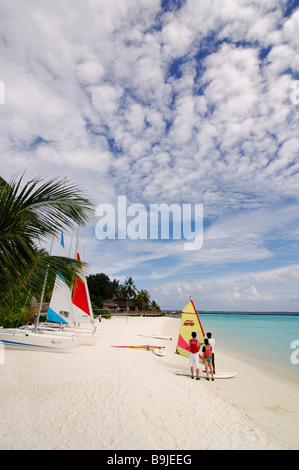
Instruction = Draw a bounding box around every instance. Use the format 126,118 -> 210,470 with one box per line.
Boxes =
0,174 -> 94,326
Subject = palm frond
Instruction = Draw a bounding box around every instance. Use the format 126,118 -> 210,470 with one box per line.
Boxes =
0,173 -> 94,307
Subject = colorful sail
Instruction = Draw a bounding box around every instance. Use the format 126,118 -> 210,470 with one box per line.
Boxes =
47,233 -> 73,324
72,252 -> 94,324
176,300 -> 205,363
112,345 -> 165,350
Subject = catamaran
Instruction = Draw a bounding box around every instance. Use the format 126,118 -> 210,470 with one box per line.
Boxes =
71,252 -> 96,328
30,233 -> 98,345
175,300 -> 237,379
0,327 -> 80,351
0,233 -> 82,351
0,232 -> 96,350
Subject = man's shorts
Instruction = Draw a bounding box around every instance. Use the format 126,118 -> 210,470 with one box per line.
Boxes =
189,352 -> 199,369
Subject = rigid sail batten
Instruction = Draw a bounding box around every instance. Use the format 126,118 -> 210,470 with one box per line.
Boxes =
176,300 -> 205,364
72,253 -> 94,324
47,233 -> 73,324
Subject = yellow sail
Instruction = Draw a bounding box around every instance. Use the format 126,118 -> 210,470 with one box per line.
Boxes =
176,300 -> 205,364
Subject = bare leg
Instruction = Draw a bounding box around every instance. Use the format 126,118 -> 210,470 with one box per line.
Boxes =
204,360 -> 210,380
190,367 -> 194,378
209,362 -> 214,381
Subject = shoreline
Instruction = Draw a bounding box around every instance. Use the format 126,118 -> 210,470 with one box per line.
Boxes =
219,340 -> 299,388
210,345 -> 299,450
0,316 -> 298,450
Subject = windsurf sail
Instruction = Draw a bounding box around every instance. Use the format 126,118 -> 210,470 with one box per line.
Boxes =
47,233 -> 73,324
72,252 -> 94,324
176,300 -> 205,364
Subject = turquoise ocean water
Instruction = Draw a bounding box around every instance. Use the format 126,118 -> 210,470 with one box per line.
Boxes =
198,314 -> 299,386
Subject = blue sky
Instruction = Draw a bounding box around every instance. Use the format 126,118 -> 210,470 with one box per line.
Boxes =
0,0 -> 299,311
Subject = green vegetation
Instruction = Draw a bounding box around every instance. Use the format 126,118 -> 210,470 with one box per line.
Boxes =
87,273 -> 120,308
97,309 -> 111,319
0,173 -> 160,327
87,274 -> 160,312
0,174 -> 94,327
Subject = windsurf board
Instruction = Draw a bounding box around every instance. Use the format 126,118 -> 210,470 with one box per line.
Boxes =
175,370 -> 237,379
139,334 -> 173,340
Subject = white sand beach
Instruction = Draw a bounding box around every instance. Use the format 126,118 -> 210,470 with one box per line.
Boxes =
0,316 -> 298,450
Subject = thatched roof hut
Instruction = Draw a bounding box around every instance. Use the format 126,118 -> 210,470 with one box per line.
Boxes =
102,298 -> 138,312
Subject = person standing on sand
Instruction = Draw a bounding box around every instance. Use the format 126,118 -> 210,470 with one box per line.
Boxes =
202,338 -> 214,381
189,332 -> 201,380
206,332 -> 215,374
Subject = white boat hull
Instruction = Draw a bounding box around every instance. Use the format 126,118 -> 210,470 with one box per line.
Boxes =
0,329 -> 80,351
24,324 -> 99,346
153,347 -> 166,356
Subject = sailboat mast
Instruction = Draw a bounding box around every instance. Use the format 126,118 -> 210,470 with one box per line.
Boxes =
35,177 -> 68,332
69,223 -> 75,258
75,224 -> 80,258
34,235 -> 55,333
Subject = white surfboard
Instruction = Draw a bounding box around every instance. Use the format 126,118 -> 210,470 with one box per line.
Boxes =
175,370 -> 237,379
139,334 -> 173,340
153,348 -> 166,356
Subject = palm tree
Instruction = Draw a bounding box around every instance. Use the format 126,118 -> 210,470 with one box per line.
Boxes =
0,174 -> 94,316
151,300 -> 160,312
123,276 -> 137,301
136,289 -> 151,312
122,276 -> 136,322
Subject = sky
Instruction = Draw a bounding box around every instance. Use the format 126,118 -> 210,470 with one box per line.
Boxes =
0,0 -> 299,311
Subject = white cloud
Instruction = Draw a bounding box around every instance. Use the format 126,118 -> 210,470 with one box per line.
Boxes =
282,8 -> 299,49
0,0 -> 298,311
162,18 -> 194,58
76,59 -> 105,85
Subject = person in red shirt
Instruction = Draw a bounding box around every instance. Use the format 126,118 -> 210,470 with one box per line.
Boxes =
189,332 -> 201,380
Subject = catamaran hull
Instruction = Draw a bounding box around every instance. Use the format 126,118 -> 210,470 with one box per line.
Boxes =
0,330 -> 80,351
20,324 -> 98,346
61,325 -> 98,344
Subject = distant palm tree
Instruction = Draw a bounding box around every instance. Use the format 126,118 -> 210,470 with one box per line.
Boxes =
123,276 -> 137,302
136,289 -> 151,312
122,276 -> 137,322
151,300 -> 160,312
0,174 -> 94,309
